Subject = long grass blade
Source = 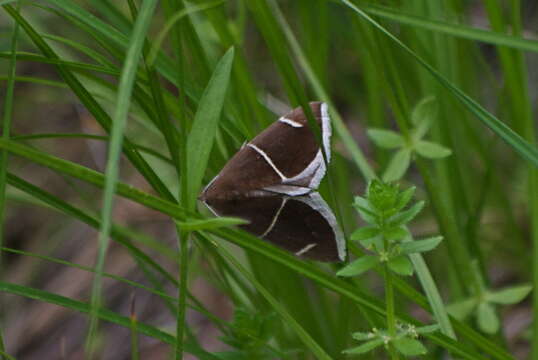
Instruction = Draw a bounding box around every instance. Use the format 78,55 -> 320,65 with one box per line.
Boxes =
0,2 -> 20,356
85,0 -> 159,354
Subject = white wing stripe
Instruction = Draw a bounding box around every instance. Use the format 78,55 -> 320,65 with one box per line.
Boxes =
247,143 -> 287,180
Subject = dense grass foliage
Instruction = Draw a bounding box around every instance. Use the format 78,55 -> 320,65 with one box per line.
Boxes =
0,0 -> 537,359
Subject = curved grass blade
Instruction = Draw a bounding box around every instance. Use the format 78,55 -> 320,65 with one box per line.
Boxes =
340,0 -> 538,168
13,133 -> 173,165
0,282 -> 220,360
86,0 -> 159,353
363,4 -> 538,54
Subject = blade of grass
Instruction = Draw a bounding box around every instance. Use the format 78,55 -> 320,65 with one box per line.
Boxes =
0,139 -> 186,218
13,133 -> 173,165
362,3 -> 538,54
185,47 -> 234,210
0,2 -> 20,356
0,281 -> 220,359
340,0 -> 538,168
86,0 -> 159,354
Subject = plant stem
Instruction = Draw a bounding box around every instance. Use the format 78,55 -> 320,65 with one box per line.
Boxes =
0,2 -> 20,357
383,264 -> 398,360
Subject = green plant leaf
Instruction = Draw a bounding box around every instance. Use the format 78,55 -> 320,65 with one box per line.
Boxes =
382,148 -> 411,182
350,226 -> 380,241
394,186 -> 416,212
477,302 -> 499,334
343,338 -> 384,354
387,255 -> 414,276
486,284 -> 532,305
416,324 -> 440,334
336,256 -> 380,277
400,236 -> 443,255
186,47 -> 234,210
176,217 -> 248,232
352,331 -> 376,341
415,140 -> 452,159
411,96 -> 437,139
353,196 -> 378,224
388,201 -> 425,227
393,337 -> 428,356
383,226 -> 408,242
367,128 -> 405,149
447,298 -> 478,321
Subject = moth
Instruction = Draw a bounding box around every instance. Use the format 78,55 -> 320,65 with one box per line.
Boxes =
200,101 -> 331,201
200,102 -> 345,262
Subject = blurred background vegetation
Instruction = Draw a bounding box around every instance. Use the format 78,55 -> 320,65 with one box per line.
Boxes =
0,0 -> 537,359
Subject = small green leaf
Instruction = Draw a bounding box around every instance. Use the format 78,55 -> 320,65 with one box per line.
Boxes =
486,284 -> 532,305
400,236 -> 443,254
387,256 -> 414,276
343,339 -> 384,354
350,226 -> 380,242
477,302 -> 499,334
352,331 -> 375,341
383,226 -> 408,241
388,201 -> 425,227
353,196 -> 377,224
447,298 -> 478,320
394,186 -> 415,212
382,148 -> 411,182
416,324 -> 440,334
175,217 -> 248,232
411,96 -> 437,139
336,256 -> 380,277
415,140 -> 452,159
393,337 -> 427,356
367,128 -> 405,149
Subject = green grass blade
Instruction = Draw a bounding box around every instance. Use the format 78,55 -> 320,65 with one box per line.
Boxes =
86,0 -> 159,353
0,139 -> 186,218
340,0 -> 538,168
185,47 -> 234,210
0,282 -> 220,360
363,4 -> 538,54
0,1 -> 20,355
13,133 -> 173,165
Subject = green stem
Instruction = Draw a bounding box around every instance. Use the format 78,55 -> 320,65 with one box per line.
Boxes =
175,228 -> 189,359
0,1 -> 20,357
383,264 -> 399,360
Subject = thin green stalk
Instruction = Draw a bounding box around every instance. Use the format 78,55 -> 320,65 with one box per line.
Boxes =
383,265 -> 399,360
85,0 -> 159,356
175,228 -> 189,360
0,1 -> 20,356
